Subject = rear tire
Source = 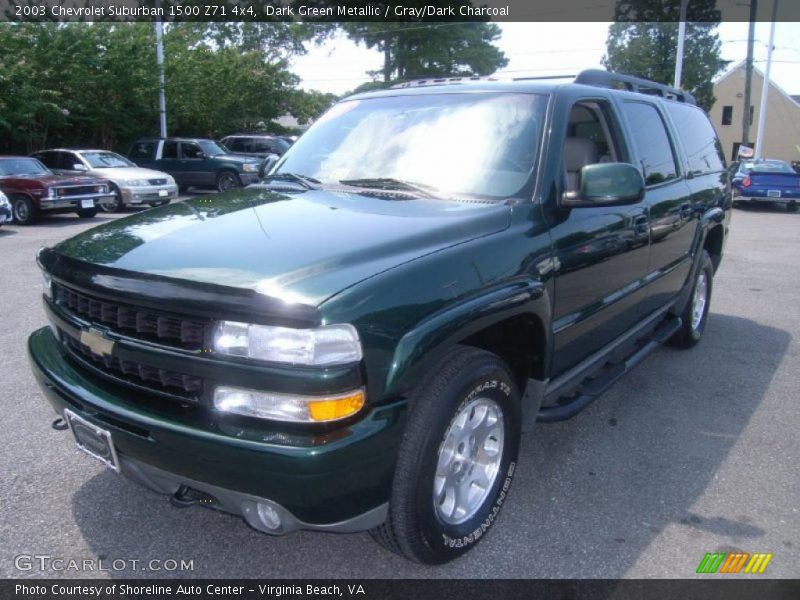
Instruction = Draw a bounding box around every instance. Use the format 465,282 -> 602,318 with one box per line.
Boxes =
75,207 -> 98,219
669,250 -> 714,349
11,195 -> 37,225
370,346 -> 521,564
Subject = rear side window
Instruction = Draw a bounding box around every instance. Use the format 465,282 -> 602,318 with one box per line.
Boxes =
664,102 -> 726,175
162,141 -> 178,159
621,102 -> 678,186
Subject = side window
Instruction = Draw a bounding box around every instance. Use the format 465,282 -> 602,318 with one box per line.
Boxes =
621,102 -> 678,186
563,100 -> 625,192
60,151 -> 81,170
228,138 -> 247,152
664,102 -> 726,176
130,142 -> 155,161
181,142 -> 203,159
253,140 -> 271,153
33,151 -> 57,169
162,141 -> 178,159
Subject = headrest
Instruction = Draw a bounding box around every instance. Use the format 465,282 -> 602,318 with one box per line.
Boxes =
564,137 -> 599,171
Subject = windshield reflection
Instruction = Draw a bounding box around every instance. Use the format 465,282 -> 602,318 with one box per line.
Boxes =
276,92 -> 546,199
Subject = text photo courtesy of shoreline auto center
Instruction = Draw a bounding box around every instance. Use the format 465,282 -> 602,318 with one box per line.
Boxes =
1,0 -> 799,598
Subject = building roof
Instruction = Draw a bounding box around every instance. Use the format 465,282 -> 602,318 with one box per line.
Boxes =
714,59 -> 800,109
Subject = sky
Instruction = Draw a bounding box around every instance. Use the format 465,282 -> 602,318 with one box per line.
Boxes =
291,22 -> 800,97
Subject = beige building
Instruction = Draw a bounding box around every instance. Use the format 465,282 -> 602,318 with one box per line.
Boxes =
709,60 -> 800,163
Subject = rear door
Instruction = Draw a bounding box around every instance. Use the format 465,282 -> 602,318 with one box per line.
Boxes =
617,100 -> 694,315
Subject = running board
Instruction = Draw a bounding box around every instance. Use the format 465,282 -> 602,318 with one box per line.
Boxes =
537,317 -> 682,422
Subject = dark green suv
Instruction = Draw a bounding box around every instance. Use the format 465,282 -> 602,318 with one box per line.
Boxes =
29,71 -> 730,564
129,137 -> 262,193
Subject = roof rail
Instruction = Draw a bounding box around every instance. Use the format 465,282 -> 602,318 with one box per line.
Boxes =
575,69 -> 696,105
512,74 -> 576,81
390,76 -> 498,89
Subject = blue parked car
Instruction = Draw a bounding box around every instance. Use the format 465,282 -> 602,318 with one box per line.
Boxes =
731,159 -> 800,212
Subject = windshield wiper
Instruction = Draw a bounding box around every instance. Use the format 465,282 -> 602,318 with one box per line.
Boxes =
339,178 -> 441,197
261,172 -> 321,190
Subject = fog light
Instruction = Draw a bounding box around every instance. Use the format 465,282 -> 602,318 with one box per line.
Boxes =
257,503 -> 282,531
214,386 -> 365,423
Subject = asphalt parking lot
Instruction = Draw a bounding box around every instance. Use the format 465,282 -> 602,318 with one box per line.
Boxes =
0,201 -> 798,579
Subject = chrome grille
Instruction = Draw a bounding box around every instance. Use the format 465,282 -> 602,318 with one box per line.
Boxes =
54,284 -> 206,350
148,178 -> 168,185
63,335 -> 202,400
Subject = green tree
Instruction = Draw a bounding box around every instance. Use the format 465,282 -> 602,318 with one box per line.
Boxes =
602,0 -> 728,111
342,8 -> 507,84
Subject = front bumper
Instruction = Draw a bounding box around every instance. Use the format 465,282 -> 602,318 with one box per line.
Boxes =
28,326 -> 405,532
120,184 -> 179,205
240,172 -> 260,185
39,193 -> 115,210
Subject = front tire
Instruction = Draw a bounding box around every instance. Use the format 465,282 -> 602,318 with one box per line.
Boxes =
669,250 -> 714,349
11,195 -> 37,225
371,346 -> 521,564
75,207 -> 98,219
99,186 -> 122,212
216,171 -> 241,192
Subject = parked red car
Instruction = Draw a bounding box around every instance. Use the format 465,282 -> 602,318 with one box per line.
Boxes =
0,156 -> 115,225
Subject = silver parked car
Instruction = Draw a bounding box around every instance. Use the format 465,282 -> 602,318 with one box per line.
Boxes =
31,149 -> 179,212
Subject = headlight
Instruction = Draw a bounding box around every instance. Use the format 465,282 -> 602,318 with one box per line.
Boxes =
46,187 -> 56,199
242,163 -> 258,173
214,386 -> 365,423
126,179 -> 147,187
94,185 -> 108,193
213,321 -> 362,366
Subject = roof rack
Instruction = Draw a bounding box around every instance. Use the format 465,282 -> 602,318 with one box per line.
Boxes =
574,69 -> 696,105
512,74 -> 577,81
390,76 -> 497,89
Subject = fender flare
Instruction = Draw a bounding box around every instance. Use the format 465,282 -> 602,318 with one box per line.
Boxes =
674,206 -> 725,315
383,279 -> 550,401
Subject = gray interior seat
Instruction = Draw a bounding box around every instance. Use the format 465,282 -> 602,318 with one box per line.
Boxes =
564,137 -> 599,191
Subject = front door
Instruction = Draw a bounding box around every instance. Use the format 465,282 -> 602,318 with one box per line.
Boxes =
550,98 -> 651,376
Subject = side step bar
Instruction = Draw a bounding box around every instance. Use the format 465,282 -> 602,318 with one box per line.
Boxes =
537,317 -> 682,422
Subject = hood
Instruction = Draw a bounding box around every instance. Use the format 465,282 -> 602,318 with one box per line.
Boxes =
89,167 -> 172,181
35,173 -> 103,186
53,187 -> 511,306
214,153 -> 262,164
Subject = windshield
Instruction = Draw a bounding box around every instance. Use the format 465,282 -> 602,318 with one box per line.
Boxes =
80,151 -> 135,168
276,92 -> 547,199
199,141 -> 228,156
0,158 -> 50,176
741,160 -> 794,174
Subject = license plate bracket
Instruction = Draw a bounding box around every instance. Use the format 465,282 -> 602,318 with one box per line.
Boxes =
158,189 -> 169,197
767,190 -> 781,198
80,199 -> 94,208
64,409 -> 120,473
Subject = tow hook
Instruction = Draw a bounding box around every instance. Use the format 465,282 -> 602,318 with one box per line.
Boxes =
51,417 -> 68,431
170,485 -> 216,508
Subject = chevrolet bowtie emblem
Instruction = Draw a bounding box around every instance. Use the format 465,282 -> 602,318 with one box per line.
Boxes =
80,327 -> 115,357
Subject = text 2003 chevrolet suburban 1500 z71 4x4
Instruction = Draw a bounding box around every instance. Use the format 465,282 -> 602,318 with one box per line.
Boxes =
29,71 -> 730,564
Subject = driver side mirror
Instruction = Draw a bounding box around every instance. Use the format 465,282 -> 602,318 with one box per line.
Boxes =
562,162 -> 645,208
260,154 -> 279,177
72,163 -> 88,172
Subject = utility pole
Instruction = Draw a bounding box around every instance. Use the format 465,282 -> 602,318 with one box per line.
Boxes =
674,0 -> 689,88
742,0 -> 757,147
754,0 -> 778,159
155,0 -> 168,138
